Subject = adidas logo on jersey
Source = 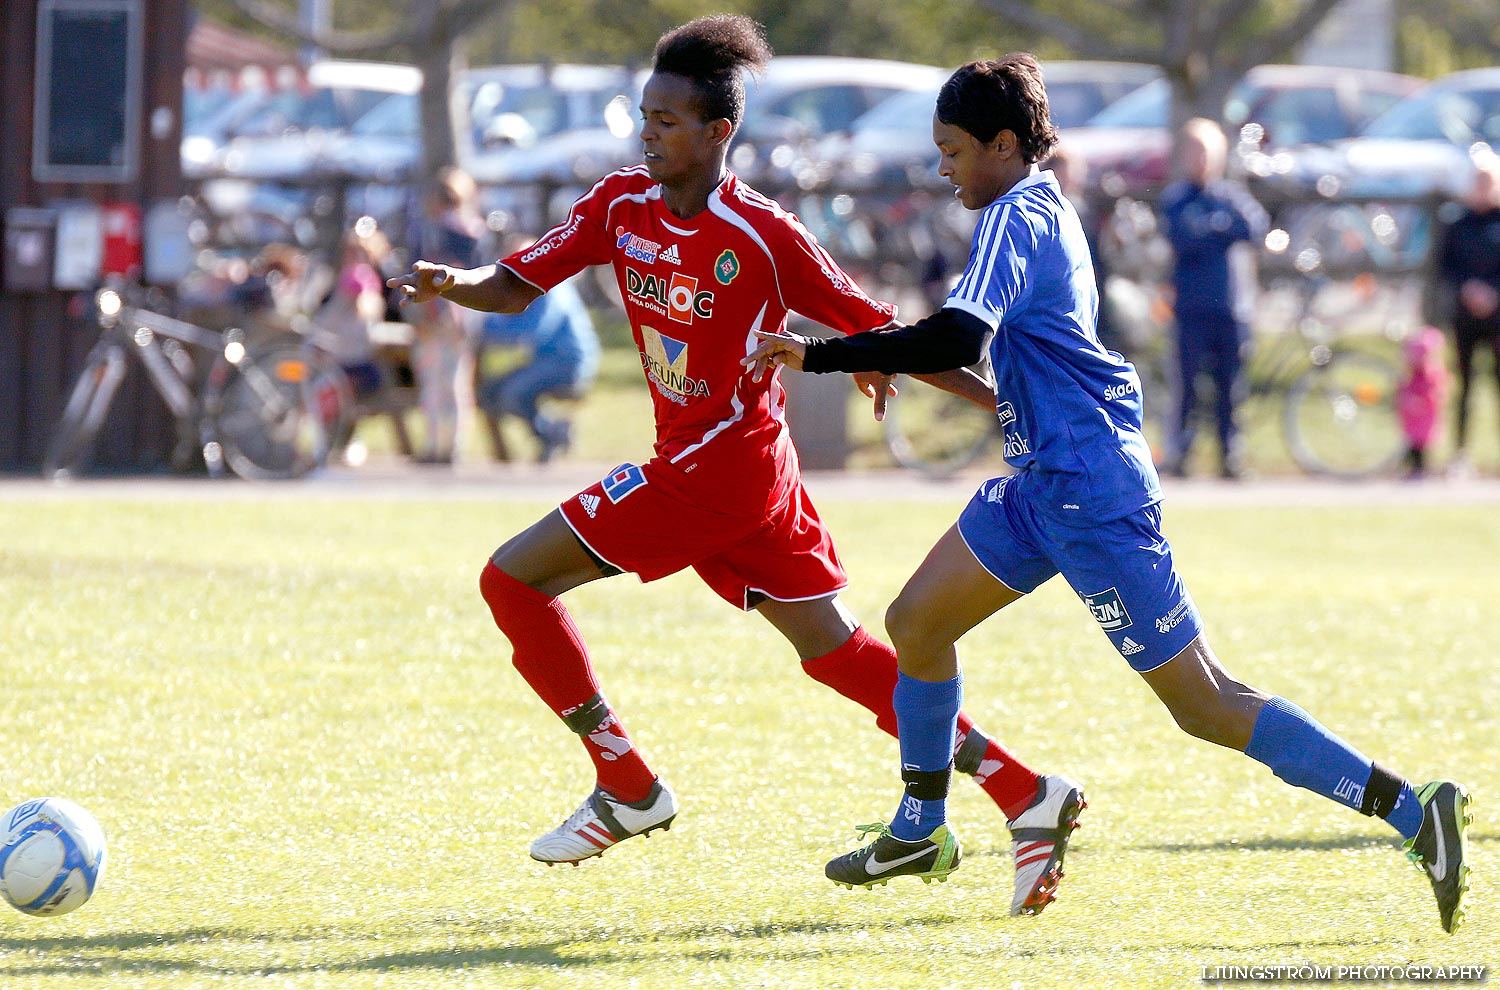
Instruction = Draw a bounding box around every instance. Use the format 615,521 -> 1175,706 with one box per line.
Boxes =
578,493 -> 601,518
659,243 -> 681,265
1121,637 -> 1145,656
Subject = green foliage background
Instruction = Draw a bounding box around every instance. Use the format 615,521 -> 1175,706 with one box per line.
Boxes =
193,0 -> 1500,78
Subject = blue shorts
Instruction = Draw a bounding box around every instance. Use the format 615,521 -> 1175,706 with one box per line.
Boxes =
957,473 -> 1202,672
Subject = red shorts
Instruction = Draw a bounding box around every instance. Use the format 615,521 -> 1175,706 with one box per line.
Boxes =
558,451 -> 846,609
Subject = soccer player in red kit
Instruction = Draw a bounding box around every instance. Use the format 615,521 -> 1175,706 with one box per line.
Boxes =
390,15 -> 1084,915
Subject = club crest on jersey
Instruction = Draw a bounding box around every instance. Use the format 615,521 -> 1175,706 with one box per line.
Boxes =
1084,587 -> 1132,631
641,325 -> 710,401
616,226 -> 661,264
714,249 -> 740,285
602,463 -> 647,503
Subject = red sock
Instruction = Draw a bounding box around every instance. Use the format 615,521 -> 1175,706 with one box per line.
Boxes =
953,724 -> 1038,820
801,626 -> 1039,818
479,561 -> 656,802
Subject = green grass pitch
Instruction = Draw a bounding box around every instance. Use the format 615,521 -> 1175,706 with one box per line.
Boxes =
0,493 -> 1494,988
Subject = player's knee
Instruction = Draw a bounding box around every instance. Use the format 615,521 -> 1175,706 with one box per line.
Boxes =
479,559 -> 537,629
884,592 -> 939,655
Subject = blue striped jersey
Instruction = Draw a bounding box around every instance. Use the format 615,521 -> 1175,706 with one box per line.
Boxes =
945,170 -> 1161,522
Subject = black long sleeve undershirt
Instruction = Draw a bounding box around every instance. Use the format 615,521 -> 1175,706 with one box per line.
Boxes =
801,307 -> 991,375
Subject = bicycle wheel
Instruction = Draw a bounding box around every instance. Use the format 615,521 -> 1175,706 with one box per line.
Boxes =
1283,350 -> 1404,478
207,344 -> 354,480
881,375 -> 996,478
42,343 -> 128,480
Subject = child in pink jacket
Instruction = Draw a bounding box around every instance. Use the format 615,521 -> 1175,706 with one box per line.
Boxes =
1396,326 -> 1450,479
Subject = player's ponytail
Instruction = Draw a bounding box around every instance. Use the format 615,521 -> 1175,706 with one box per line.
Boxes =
652,14 -> 772,128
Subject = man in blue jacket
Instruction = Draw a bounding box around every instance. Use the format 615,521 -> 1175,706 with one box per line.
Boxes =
1159,118 -> 1268,479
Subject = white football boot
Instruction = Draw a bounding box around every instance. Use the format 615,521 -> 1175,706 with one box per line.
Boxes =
1006,774 -> 1086,916
529,779 -> 678,865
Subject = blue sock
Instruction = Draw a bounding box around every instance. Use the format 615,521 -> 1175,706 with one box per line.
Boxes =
889,672 -> 962,841
1245,696 -> 1422,840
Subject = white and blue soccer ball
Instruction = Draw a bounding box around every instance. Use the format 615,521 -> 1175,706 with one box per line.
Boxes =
0,797 -> 107,917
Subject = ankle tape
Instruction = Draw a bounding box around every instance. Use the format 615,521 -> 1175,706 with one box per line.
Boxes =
1361,761 -> 1405,818
901,765 -> 952,800
561,693 -> 610,735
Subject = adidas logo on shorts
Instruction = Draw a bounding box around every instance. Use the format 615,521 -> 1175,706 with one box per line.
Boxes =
578,493 -> 601,518
1120,637 -> 1145,657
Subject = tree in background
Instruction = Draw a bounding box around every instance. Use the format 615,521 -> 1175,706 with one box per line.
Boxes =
973,0 -> 1349,176
218,0 -> 514,181
1397,0 -> 1500,77
199,0 -> 1489,185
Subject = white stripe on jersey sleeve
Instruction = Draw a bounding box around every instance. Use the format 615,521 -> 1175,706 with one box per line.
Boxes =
604,181 -> 662,228
952,201 -> 1011,306
951,201 -> 999,301
531,165 -> 650,247
707,190 -> 786,311
944,295 -> 1000,331
942,199 -> 1014,322
736,185 -> 852,281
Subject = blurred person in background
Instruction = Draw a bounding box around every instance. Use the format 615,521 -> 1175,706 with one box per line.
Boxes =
1158,117 -> 1268,480
477,233 -> 601,462
409,166 -> 486,464
1396,325 -> 1451,481
315,219 -> 393,403
1433,158 -> 1500,477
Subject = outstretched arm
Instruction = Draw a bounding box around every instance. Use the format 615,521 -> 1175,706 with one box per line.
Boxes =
742,310 -> 994,420
910,368 -> 995,411
387,262 -> 543,314
743,308 -> 990,379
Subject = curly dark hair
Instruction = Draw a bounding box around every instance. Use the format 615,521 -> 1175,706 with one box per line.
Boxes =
936,54 -> 1059,164
652,14 -> 772,127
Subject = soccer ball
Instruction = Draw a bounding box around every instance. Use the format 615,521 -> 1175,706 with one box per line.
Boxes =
0,797 -> 107,917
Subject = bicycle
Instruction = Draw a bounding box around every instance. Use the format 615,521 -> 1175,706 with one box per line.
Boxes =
1240,272 -> 1408,478
880,277 -> 1407,480
881,364 -> 1002,478
44,286 -> 355,481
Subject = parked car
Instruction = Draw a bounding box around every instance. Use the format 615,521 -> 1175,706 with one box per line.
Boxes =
203,60 -> 423,182
1061,64 -> 1422,197
808,61 -> 1162,192
182,84 -> 281,179
728,56 -> 948,185
1263,67 -> 1500,200
458,64 -> 637,187
474,56 -> 952,235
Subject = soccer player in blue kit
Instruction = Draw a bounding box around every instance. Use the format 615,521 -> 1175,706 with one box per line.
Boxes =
745,54 -> 1473,933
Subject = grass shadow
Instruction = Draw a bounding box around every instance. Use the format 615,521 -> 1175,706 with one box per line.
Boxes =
1136,830 -> 1500,854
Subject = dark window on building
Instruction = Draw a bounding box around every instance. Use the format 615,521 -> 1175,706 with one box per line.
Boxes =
33,0 -> 141,182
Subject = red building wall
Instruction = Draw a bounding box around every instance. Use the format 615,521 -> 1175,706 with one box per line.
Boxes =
0,0 -> 187,472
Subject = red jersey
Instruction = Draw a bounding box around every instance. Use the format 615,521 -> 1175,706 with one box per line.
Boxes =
503,167 -> 896,471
